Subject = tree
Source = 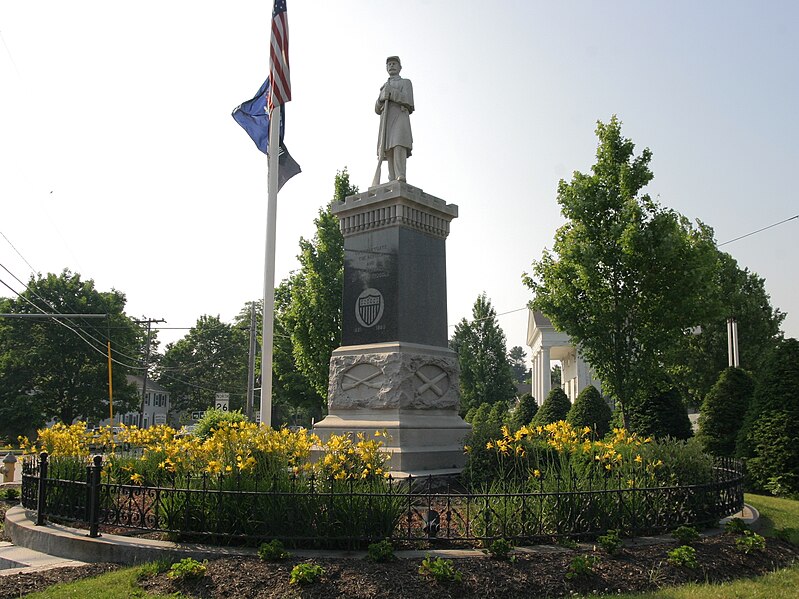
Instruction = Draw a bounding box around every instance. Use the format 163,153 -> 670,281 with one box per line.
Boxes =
626,380 -> 693,440
508,392 -> 538,431
696,367 -> 754,457
508,346 -> 528,383
524,116 -> 721,424
666,252 -> 784,407
567,385 -> 612,438
531,387 -> 571,427
0,270 -> 140,433
550,364 -> 562,388
159,315 -> 248,413
450,293 -> 517,414
285,169 -> 358,401
737,339 -> 799,494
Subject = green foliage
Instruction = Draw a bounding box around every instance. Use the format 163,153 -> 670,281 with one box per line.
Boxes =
484,538 -> 514,560
565,555 -> 598,580
666,252 -> 784,407
290,562 -> 325,585
418,555 -> 462,584
508,346 -> 528,383
193,408 -> 247,440
258,539 -> 291,561
672,525 -> 700,545
697,367 -> 753,457
159,315 -> 248,413
626,381 -> 692,440
167,558 -> 207,580
450,293 -> 517,413
597,529 -> 622,555
524,116 -> 721,424
0,270 -> 141,432
366,539 -> 395,563
509,393 -> 538,431
531,387 -> 571,427
285,169 -> 356,402
567,385 -> 611,438
1,488 -> 20,501
462,400 -> 507,486
735,530 -> 766,554
667,545 -> 698,569
737,339 -> 799,495
725,517 -> 750,534
135,560 -> 171,580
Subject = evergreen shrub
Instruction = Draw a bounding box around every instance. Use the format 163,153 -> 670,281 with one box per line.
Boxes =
566,385 -> 611,438
697,367 -> 753,457
531,387 -> 571,427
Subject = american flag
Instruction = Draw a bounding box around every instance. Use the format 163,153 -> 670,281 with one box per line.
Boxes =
268,0 -> 291,113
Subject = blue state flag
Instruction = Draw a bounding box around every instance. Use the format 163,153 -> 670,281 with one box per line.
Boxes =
232,77 -> 301,191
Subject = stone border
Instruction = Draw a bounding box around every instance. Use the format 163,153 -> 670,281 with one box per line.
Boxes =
4,504 -> 758,567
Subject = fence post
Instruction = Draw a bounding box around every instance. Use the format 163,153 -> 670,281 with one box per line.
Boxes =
35,451 -> 48,526
88,454 -> 103,538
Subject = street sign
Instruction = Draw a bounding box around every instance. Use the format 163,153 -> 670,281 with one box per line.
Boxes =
255,410 -> 261,424
215,392 -> 230,412
154,414 -> 167,425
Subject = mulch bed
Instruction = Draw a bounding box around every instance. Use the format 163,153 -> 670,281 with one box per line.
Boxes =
135,535 -> 799,599
2,495 -> 798,598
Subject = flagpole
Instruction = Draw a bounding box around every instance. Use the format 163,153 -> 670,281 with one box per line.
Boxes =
260,103 -> 281,429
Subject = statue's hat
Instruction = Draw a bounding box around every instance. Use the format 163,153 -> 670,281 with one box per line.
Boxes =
386,56 -> 401,67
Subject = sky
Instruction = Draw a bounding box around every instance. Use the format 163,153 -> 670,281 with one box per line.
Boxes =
1,1 -> 797,368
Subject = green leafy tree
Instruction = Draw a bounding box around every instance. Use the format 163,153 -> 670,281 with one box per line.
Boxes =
737,339 -> 799,494
567,385 -> 612,438
509,392 -> 538,431
666,252 -> 784,407
285,169 -> 357,401
531,387 -> 571,427
450,293 -> 517,414
524,116 -> 721,424
696,367 -> 754,457
550,364 -> 562,388
508,346 -> 528,383
0,270 -> 140,434
159,315 -> 248,413
626,378 -> 693,440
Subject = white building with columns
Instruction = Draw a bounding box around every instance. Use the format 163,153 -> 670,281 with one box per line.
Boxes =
526,310 -> 602,406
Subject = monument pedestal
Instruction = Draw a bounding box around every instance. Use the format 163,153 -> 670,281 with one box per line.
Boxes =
313,182 -> 470,476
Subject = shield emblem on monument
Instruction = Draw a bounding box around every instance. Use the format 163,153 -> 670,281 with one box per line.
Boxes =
355,288 -> 384,328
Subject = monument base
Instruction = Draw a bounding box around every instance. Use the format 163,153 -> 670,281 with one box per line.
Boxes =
313,342 -> 471,477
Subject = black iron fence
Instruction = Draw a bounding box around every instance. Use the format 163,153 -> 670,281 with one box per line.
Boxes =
21,452 -> 744,547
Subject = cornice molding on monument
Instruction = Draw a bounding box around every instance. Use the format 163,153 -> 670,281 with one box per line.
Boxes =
333,181 -> 458,239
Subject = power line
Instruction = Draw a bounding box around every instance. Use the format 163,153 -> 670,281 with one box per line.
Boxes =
718,214 -> 798,247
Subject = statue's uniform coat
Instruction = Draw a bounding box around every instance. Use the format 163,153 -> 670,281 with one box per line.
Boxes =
376,76 -> 414,158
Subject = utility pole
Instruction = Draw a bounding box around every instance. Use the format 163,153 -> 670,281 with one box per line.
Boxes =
246,302 -> 258,422
135,317 -> 165,428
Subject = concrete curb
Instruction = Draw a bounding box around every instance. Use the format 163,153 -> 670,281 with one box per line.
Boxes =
4,504 -> 760,567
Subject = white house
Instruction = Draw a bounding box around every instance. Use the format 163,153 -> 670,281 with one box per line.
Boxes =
99,375 -> 171,429
526,309 -> 602,405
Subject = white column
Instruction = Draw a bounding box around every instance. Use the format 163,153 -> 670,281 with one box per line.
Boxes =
541,346 -> 551,401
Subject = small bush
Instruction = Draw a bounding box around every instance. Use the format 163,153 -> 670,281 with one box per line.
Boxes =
597,529 -> 622,556
672,525 -> 700,545
484,538 -> 513,560
193,408 -> 247,440
725,518 -> 750,534
531,388 -> 571,427
667,545 -> 698,569
418,555 -> 462,584
258,539 -> 291,561
565,555 -> 598,580
558,538 -> 579,550
167,558 -> 207,580
735,530 -> 766,554
567,385 -> 611,438
366,539 -> 395,563
290,562 -> 325,585
1,488 -> 20,501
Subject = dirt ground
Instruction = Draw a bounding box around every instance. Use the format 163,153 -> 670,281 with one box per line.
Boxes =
2,498 -> 798,599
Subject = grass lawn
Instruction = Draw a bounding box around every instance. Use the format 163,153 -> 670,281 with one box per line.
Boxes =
17,494 -> 799,598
